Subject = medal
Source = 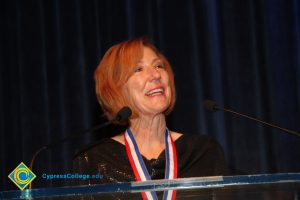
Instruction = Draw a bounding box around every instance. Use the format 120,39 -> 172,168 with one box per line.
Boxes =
124,128 -> 177,200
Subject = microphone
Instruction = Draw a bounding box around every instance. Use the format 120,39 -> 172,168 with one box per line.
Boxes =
29,106 -> 132,189
114,106 -> 132,121
203,100 -> 300,138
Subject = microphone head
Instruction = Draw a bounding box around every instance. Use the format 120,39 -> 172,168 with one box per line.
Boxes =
203,100 -> 219,112
114,106 -> 132,121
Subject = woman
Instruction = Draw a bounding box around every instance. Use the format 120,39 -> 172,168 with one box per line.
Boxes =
73,38 -> 227,199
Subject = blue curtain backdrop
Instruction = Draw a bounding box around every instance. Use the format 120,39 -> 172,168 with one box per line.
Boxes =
1,0 -> 300,190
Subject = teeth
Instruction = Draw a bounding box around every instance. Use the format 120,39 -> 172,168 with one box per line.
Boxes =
146,88 -> 164,96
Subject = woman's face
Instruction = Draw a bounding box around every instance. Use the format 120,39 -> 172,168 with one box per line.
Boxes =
122,47 -> 171,117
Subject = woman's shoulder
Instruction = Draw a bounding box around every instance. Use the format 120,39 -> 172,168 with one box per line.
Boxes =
72,136 -> 135,184
175,132 -> 225,159
73,137 -> 123,160
175,132 -> 219,146
167,130 -> 220,149
175,133 -> 228,176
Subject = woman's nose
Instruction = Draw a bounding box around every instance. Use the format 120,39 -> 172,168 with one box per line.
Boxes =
148,66 -> 161,80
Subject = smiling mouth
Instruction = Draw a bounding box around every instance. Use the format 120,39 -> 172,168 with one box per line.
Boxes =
145,88 -> 164,96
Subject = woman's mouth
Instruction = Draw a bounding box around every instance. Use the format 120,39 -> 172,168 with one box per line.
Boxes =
145,88 -> 164,96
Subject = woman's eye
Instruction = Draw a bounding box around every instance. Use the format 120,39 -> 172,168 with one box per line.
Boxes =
155,63 -> 165,69
134,67 -> 143,72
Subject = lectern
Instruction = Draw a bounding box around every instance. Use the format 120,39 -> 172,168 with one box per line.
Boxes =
1,173 -> 299,199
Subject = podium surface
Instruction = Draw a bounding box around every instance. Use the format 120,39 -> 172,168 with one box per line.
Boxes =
1,173 -> 300,199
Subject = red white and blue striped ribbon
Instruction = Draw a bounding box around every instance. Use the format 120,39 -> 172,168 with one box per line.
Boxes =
124,128 -> 177,200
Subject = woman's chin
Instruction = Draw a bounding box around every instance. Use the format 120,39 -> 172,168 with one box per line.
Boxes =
144,105 -> 169,116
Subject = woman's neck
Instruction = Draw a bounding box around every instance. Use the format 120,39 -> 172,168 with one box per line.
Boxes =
129,114 -> 166,159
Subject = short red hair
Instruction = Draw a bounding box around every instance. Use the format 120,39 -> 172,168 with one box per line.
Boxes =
94,38 -> 176,123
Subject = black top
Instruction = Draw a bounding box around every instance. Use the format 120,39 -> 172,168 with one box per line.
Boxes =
73,133 -> 227,186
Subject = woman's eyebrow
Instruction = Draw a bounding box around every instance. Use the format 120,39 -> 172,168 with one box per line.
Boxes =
137,57 -> 161,65
151,57 -> 162,64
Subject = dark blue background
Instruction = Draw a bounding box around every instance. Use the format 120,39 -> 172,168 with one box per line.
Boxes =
1,0 -> 300,190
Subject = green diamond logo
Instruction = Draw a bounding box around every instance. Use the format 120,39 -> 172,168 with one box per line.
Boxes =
8,162 -> 36,190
